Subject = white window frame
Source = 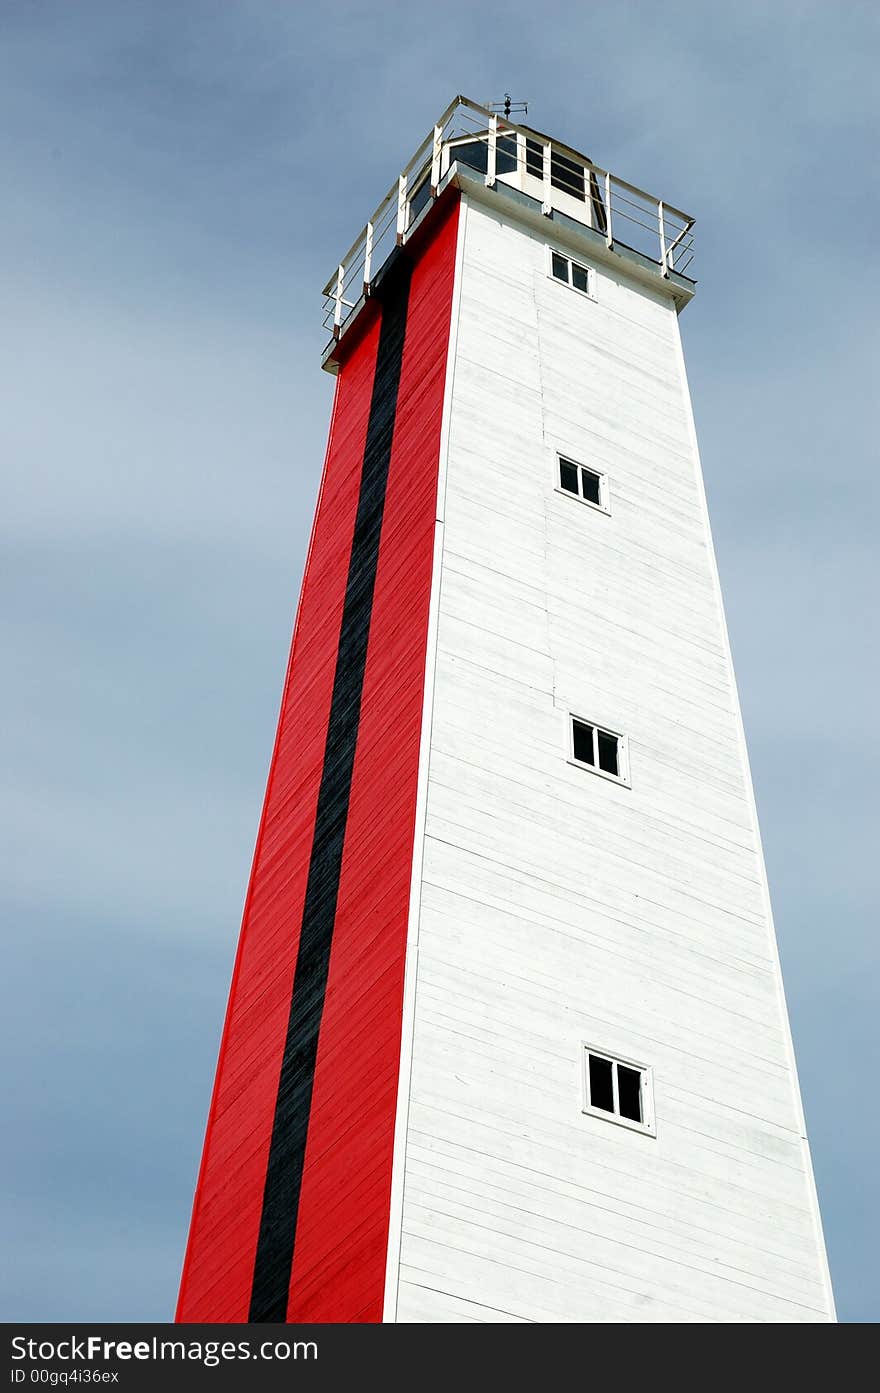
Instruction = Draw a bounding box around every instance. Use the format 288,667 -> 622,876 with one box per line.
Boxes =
547,246 -> 596,300
581,1044 -> 655,1137
568,713 -> 630,787
555,452 -> 610,515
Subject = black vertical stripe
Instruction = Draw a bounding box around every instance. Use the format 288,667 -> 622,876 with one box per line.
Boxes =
249,260 -> 413,1323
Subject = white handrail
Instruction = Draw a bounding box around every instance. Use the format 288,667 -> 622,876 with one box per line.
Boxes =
486,113 -> 498,187
604,170 -> 613,248
322,96 -> 695,335
363,222 -> 374,289
333,263 -> 345,333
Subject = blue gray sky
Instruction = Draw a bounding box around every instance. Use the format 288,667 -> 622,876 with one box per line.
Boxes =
2,0 -> 877,1322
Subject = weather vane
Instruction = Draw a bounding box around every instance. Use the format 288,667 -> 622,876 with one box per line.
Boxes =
487,93 -> 528,120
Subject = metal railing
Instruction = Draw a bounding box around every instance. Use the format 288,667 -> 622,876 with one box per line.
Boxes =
322,96 -> 695,338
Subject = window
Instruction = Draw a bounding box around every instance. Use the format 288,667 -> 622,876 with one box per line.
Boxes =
582,1047 -> 654,1134
557,454 -> 608,512
570,716 -> 628,784
525,139 -> 609,232
549,249 -> 595,298
448,134 -> 517,177
408,172 -> 432,222
525,139 -> 585,200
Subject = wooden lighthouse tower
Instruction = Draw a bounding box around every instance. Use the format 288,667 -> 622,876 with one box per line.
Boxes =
177,97 -> 835,1323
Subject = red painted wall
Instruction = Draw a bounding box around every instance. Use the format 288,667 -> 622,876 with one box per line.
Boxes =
287,197 -> 460,1321
175,317 -> 381,1323
177,192 -> 460,1323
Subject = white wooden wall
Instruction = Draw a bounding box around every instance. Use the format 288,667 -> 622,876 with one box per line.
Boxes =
387,194 -> 835,1323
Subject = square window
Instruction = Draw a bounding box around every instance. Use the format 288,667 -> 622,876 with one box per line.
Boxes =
556,455 -> 608,513
583,1047 -> 654,1135
548,250 -> 594,299
570,715 -> 627,785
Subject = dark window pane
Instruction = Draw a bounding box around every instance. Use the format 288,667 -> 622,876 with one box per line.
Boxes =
450,135 -> 518,178
496,134 -> 518,176
588,168 -> 608,235
572,720 -> 594,765
580,468 -> 602,506
617,1065 -> 642,1122
551,251 -> 569,282
597,729 -> 619,776
525,137 -> 543,178
551,150 -> 586,200
409,176 -> 431,221
571,262 -> 591,294
589,1055 -> 614,1112
559,458 -> 579,494
451,140 -> 488,175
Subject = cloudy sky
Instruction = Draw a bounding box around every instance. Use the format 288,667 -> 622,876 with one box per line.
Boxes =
2,0 -> 877,1322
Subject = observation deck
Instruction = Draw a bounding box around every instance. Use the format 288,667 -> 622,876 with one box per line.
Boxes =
321,95 -> 696,366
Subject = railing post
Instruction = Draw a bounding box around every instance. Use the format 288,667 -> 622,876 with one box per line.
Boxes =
486,113 -> 497,186
658,199 -> 668,275
604,171 -> 613,247
333,262 -> 345,336
542,140 -> 552,214
363,223 -> 374,292
666,221 -> 677,271
396,172 -> 407,243
662,217 -> 692,272
431,123 -> 442,194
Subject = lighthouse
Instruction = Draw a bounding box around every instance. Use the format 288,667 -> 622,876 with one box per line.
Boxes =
177,97 -> 835,1323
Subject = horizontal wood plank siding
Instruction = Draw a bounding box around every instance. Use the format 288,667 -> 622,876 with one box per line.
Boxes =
395,196 -> 833,1322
